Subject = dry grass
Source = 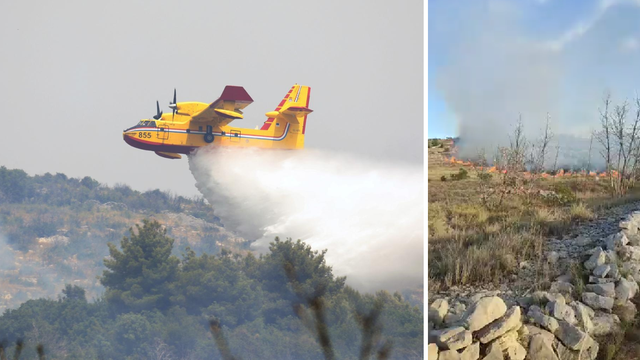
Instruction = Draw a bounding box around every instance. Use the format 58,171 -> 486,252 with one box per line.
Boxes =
570,202 -> 596,222
428,149 -> 626,291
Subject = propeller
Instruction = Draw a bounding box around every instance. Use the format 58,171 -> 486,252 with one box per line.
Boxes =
169,88 -> 177,121
153,100 -> 163,120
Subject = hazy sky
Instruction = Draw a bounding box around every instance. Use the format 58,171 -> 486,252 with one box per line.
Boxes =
0,0 -> 423,197
430,0 -> 640,140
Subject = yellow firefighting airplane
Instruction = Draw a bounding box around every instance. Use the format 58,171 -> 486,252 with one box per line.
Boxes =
123,84 -> 312,159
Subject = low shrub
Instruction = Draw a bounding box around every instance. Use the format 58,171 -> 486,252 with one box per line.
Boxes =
450,168 -> 469,181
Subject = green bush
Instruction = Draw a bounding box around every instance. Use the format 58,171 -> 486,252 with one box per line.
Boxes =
450,168 -> 469,181
540,183 -> 577,206
554,183 -> 577,204
478,172 -> 493,181
441,175 -> 447,182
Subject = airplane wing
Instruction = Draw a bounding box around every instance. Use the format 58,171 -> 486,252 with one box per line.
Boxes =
190,86 -> 254,128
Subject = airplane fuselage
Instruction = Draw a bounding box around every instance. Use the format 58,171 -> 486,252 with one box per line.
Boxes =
123,117 -> 302,154
123,85 -> 311,159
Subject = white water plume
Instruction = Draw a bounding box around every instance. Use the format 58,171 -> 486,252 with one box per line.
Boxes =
188,147 -> 423,293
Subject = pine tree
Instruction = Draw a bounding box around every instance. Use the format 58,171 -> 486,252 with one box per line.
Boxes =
100,219 -> 179,311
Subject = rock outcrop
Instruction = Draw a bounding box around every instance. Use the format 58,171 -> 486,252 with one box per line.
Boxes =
428,210 -> 640,360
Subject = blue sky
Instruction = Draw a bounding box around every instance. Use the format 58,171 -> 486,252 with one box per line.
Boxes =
429,0 -> 640,141
428,82 -> 457,139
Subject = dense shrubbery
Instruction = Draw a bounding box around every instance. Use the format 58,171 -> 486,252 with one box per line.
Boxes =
0,220 -> 423,359
0,166 -> 219,224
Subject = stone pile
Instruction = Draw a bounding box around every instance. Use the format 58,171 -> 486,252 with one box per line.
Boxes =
428,210 -> 640,360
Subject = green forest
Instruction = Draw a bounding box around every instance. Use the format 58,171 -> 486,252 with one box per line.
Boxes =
0,167 -> 423,359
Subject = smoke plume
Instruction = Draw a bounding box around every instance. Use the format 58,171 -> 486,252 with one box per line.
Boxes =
188,147 -> 423,293
433,0 -> 640,168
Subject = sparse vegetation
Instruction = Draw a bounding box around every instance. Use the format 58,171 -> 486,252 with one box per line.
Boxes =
427,129 -> 640,290
569,261 -> 588,299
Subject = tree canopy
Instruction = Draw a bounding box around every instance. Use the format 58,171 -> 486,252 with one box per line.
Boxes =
101,219 -> 179,311
1,219 -> 423,359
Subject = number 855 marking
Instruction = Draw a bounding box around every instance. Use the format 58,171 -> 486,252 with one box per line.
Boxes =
138,132 -> 152,139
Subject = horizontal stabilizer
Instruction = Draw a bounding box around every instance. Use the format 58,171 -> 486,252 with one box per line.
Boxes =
155,151 -> 182,159
284,106 -> 313,114
265,106 -> 313,124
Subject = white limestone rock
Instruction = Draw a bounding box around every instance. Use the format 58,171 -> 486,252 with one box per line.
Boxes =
554,320 -> 595,351
429,298 -> 449,326
428,343 -> 439,360
527,306 -> 560,334
436,326 -> 473,351
606,232 -> 629,251
592,264 -> 610,278
582,292 -> 614,312
438,349 -> 461,360
584,247 -> 605,270
569,301 -> 594,334
585,283 -> 615,298
460,341 -> 480,360
527,334 -> 558,360
545,300 -> 577,325
591,313 -> 621,336
477,306 -> 523,344
619,245 -> 640,262
615,276 -> 639,305
484,341 -> 504,360
462,296 -> 507,332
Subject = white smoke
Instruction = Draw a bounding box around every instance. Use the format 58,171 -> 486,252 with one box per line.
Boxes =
188,147 -> 423,293
433,0 -> 640,168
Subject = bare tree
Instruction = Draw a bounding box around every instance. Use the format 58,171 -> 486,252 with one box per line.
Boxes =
509,115 -> 528,174
595,91 -> 614,192
529,113 -> 553,174
587,131 -> 594,173
595,91 -> 640,196
488,116 -> 530,207
552,143 -> 560,176
611,98 -> 640,195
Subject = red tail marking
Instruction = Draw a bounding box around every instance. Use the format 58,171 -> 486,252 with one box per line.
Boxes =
302,87 -> 311,135
261,86 -> 295,131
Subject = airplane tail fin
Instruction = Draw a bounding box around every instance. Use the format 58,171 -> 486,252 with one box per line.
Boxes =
260,85 -> 312,146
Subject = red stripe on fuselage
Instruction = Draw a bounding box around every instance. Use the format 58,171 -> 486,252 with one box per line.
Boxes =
124,135 -> 196,155
260,118 -> 274,130
302,87 -> 311,135
260,86 -> 295,130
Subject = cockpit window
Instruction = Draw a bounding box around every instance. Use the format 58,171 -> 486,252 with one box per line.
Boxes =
137,120 -> 157,127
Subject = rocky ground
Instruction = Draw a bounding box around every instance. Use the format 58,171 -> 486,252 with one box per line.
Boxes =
428,203 -> 640,359
430,201 -> 640,307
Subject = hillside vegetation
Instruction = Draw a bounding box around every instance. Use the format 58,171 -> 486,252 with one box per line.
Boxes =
0,220 -> 423,359
0,166 -> 246,311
